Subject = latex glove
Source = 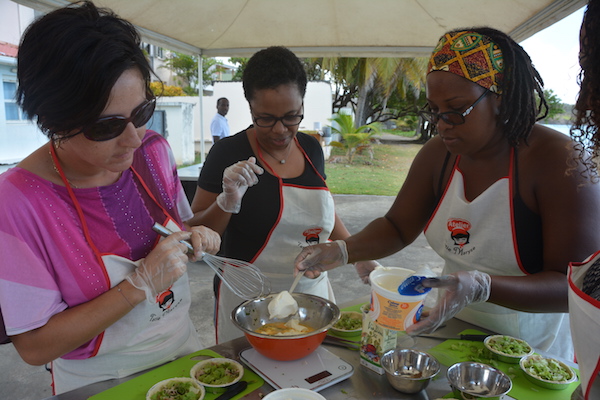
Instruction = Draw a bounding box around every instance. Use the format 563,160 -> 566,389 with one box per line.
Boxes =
216,157 -> 264,213
127,231 -> 191,303
189,225 -> 221,259
294,240 -> 348,279
354,260 -> 382,284
406,270 -> 491,336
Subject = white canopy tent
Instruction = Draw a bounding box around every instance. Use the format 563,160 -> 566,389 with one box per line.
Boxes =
12,0 -> 587,58
12,0 -> 587,158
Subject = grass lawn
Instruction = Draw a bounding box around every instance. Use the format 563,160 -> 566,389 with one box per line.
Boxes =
186,141 -> 423,197
325,143 -> 422,196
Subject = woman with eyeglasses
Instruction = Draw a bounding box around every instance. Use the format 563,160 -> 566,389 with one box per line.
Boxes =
189,46 -> 379,343
294,27 -> 600,359
0,2 -> 220,393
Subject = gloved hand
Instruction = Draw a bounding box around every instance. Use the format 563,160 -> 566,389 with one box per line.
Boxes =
406,270 -> 491,336
354,260 -> 382,284
189,225 -> 221,259
216,157 -> 264,214
127,230 -> 191,303
294,240 -> 348,279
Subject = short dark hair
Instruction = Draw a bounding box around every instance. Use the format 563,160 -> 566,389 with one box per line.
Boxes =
217,97 -> 228,105
443,27 -> 547,147
571,0 -> 600,179
16,1 -> 153,139
242,46 -> 307,102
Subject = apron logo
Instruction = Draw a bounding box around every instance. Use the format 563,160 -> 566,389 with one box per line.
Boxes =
156,287 -> 175,310
303,227 -> 323,245
447,218 -> 471,248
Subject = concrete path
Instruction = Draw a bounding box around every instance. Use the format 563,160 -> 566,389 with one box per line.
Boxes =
0,194 -> 444,400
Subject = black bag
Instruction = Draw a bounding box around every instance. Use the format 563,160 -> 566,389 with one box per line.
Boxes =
0,307 -> 11,344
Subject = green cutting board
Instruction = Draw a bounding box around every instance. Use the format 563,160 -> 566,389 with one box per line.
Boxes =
427,330 -> 580,400
89,349 -> 264,400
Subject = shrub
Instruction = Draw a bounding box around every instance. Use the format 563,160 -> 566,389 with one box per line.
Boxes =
150,81 -> 186,97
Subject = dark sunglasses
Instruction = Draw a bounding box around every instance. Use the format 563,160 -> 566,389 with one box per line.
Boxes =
81,98 -> 156,141
419,90 -> 489,126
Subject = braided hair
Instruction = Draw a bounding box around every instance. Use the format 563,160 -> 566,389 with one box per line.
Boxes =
571,0 -> 600,180
458,27 -> 548,147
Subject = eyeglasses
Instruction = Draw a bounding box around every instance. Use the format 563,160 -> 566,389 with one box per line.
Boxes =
251,109 -> 304,128
81,98 -> 156,141
419,90 -> 489,126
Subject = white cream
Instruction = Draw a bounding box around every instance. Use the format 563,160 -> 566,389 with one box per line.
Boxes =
268,290 -> 299,319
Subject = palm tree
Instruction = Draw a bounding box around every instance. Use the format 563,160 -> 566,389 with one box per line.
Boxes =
309,57 -> 427,128
329,113 -> 382,163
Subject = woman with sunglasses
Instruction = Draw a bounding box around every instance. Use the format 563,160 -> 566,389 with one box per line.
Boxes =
295,27 -> 600,359
0,2 -> 220,394
189,46 -> 379,343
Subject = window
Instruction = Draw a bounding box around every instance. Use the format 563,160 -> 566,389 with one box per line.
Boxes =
3,81 -> 24,121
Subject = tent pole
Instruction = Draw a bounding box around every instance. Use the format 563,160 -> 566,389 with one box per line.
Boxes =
198,54 -> 204,163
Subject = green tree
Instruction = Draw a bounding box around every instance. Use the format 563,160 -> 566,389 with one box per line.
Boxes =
161,52 -> 216,95
329,113 -> 382,163
229,57 -> 249,81
542,89 -> 565,121
308,57 -> 427,128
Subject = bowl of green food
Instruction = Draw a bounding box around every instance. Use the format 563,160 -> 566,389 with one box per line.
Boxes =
330,311 -> 363,337
190,358 -> 244,389
483,335 -> 534,364
146,377 -> 205,400
520,354 -> 578,390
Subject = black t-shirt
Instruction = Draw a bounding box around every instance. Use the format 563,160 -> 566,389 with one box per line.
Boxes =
198,128 -> 326,261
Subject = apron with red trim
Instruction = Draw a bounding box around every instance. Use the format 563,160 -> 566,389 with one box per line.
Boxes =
216,138 -> 336,343
424,152 -> 571,358
568,252 -> 600,399
49,146 -> 200,394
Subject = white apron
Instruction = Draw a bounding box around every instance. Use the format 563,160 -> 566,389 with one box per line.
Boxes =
216,142 -> 336,343
49,149 -> 201,394
424,154 -> 571,359
568,252 -> 600,399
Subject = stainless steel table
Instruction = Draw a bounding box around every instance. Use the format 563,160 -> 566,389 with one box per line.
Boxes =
44,323 -> 483,400
41,296 -> 580,400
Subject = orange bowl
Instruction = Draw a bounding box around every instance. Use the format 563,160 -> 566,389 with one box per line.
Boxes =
231,293 -> 340,361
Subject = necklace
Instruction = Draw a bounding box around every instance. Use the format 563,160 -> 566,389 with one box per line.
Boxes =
260,141 -> 294,164
49,150 -> 79,189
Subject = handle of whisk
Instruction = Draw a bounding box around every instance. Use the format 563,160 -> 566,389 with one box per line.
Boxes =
152,222 -> 194,254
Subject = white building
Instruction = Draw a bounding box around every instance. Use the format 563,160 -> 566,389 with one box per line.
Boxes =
0,0 -> 332,169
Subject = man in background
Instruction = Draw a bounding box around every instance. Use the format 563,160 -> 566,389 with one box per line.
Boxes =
211,97 -> 230,143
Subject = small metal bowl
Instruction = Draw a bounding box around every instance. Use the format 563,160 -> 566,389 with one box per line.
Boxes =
447,362 -> 512,399
483,335 -> 534,364
520,354 -> 578,390
381,349 -> 440,394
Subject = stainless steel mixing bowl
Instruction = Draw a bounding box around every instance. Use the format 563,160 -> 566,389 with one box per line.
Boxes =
231,293 -> 340,361
380,348 -> 440,394
447,361 -> 512,399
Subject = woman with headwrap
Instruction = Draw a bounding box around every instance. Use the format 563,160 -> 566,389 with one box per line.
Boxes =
294,27 -> 600,359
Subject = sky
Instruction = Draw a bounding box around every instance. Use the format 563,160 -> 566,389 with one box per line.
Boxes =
520,6 -> 586,105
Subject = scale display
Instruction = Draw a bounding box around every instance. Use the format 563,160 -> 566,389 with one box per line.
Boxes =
239,346 -> 354,392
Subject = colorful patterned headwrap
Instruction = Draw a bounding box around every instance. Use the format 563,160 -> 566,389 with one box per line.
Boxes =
428,30 -> 504,94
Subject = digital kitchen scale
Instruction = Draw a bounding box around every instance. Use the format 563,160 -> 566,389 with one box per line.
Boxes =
239,346 -> 354,392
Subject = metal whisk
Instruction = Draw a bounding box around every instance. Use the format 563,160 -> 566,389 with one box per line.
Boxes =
152,223 -> 270,300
